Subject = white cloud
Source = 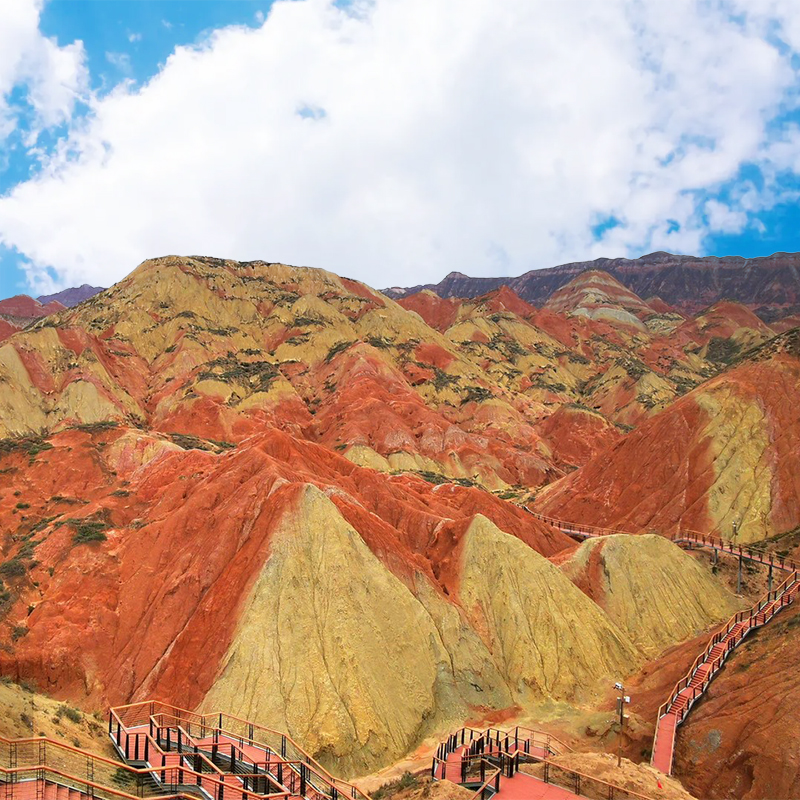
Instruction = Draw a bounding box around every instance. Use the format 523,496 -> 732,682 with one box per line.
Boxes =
105,51 -> 133,75
1,0 -> 800,293
128,32 -> 142,43
704,200 -> 748,234
0,0 -> 87,139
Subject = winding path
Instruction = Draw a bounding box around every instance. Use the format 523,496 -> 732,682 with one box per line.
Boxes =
528,510 -> 800,776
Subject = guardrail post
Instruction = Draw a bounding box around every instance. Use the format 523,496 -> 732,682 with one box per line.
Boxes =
737,554 -> 743,594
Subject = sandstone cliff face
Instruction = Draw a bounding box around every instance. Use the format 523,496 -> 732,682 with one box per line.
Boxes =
561,535 -> 740,657
386,250 -> 800,322
459,516 -> 640,702
537,330 -> 800,542
0,254 -> 786,781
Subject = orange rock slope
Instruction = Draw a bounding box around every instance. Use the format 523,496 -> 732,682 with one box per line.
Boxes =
0,254 -> 785,779
536,328 -> 800,542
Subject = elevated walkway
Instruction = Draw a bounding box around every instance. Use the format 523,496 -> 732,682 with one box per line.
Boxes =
109,701 -> 369,800
527,509 -> 800,776
430,726 -> 655,800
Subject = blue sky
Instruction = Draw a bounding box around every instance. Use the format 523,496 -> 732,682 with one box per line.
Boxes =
1,0 -> 799,298
1,1 -> 275,297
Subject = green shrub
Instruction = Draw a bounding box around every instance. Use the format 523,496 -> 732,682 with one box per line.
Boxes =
416,471 -> 447,485
11,626 -> 27,641
461,386 -> 492,405
73,421 -> 120,434
57,705 -> 82,723
432,368 -> 459,391
0,559 -> 26,579
69,518 -> 110,545
373,772 -> 420,800
707,337 -> 741,364
325,340 -> 355,362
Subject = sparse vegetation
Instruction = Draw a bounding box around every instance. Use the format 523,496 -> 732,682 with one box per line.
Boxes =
196,354 -> 278,391
168,433 -> 234,452
0,435 -> 54,464
372,772 -> 420,800
461,386 -> 493,404
73,421 -> 120,434
68,518 -> 110,545
325,340 -> 355,362
0,559 -> 26,579
11,625 -> 28,641
416,471 -> 448,485
56,705 -> 83,723
111,768 -> 136,788
432,368 -> 459,392
707,337 -> 741,364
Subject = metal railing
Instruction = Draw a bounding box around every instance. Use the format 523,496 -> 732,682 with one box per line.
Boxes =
657,569 -> 800,725
537,761 -> 657,800
529,509 -> 800,573
110,702 -> 370,800
651,569 -> 800,772
108,707 -> 291,800
431,726 -> 657,800
0,764 -> 179,800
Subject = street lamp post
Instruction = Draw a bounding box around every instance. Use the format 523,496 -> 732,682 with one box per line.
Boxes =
614,682 -> 631,768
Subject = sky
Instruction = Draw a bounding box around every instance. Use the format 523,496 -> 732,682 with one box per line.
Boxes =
1,0 -> 800,299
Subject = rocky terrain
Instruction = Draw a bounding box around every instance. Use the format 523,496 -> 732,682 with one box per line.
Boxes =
0,253 -> 796,797
387,250 -> 800,323
0,285 -> 104,344
37,285 -> 105,308
536,328 -> 800,542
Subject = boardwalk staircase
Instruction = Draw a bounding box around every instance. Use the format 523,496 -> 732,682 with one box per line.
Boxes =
650,569 -> 800,774
528,509 -> 800,776
0,732 -> 191,800
108,701 -> 370,800
430,725 -> 657,800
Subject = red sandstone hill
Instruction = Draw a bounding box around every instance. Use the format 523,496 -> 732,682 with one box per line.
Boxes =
385,250 -> 800,323
0,295 -> 66,319
0,319 -> 19,343
536,328 -> 800,542
0,255 -> 753,783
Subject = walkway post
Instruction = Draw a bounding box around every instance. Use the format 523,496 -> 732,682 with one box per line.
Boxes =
734,521 -> 742,594
614,682 -> 630,768
738,554 -> 743,594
